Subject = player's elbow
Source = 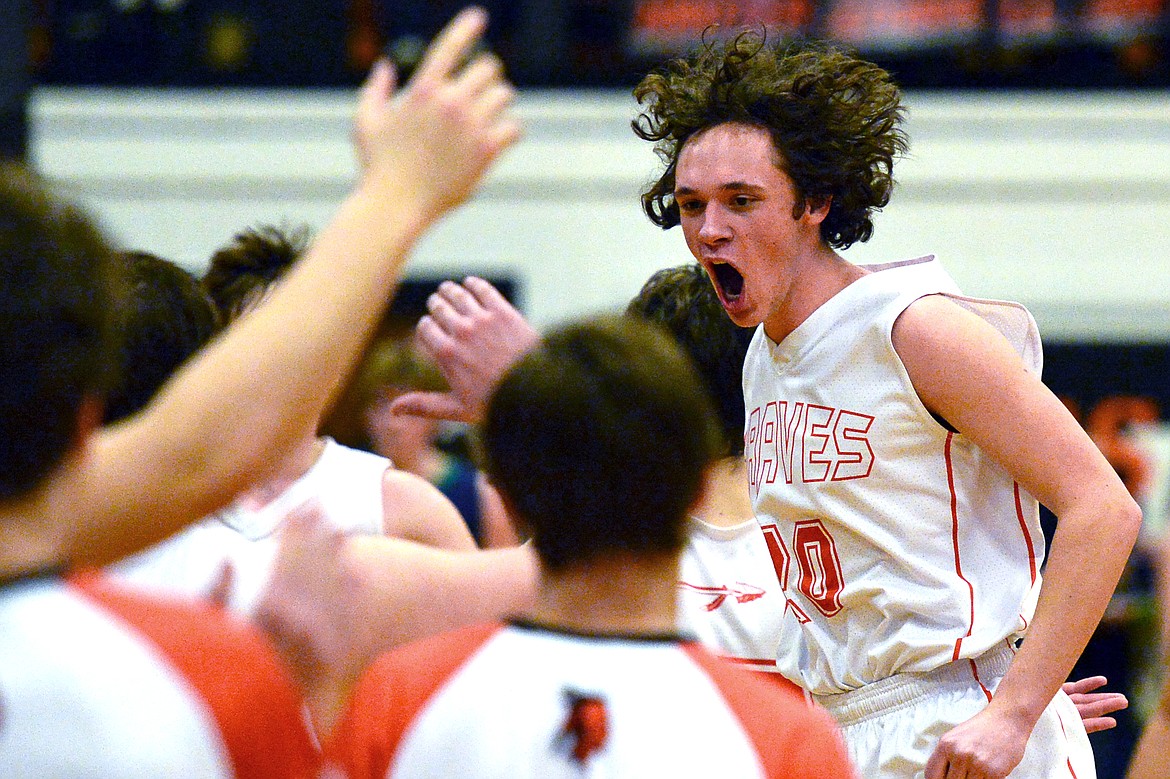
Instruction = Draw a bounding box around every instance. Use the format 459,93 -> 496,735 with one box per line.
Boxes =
1106,490 -> 1143,551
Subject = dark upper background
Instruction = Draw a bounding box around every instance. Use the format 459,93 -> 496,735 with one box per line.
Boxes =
26,0 -> 1170,89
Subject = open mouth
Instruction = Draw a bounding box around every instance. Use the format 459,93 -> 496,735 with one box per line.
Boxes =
711,263 -> 745,302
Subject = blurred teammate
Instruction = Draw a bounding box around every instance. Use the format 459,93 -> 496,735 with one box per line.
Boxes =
0,165 -> 318,777
0,7 -> 520,771
627,263 -> 792,684
327,315 -> 856,778
112,225 -> 475,614
353,338 -> 516,547
201,224 -> 473,550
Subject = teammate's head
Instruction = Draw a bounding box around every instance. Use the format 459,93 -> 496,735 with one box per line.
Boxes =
355,337 -> 448,461
0,163 -> 124,500
202,223 -> 312,323
104,251 -> 220,425
633,35 -> 907,249
626,263 -> 752,458
481,315 -> 720,572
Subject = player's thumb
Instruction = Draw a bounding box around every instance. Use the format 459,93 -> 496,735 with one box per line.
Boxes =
388,391 -> 471,423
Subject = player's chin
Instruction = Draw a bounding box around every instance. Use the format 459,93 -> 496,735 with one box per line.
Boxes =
720,296 -> 760,328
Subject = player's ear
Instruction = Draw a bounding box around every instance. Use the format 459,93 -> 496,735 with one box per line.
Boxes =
802,194 -> 832,225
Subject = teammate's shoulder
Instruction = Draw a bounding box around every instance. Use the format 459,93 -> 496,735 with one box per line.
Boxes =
69,569 -> 301,696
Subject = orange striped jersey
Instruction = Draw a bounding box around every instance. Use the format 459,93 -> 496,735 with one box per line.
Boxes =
0,568 -> 318,777
326,620 -> 854,779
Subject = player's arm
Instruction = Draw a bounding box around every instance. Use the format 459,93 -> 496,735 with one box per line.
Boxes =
380,468 -> 477,550
68,9 -> 520,566
345,534 -> 537,647
1127,670 -> 1170,779
254,506 -> 537,734
893,295 -> 1142,779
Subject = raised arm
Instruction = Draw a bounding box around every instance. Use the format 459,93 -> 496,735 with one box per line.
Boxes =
70,8 -> 521,566
897,296 -> 1142,779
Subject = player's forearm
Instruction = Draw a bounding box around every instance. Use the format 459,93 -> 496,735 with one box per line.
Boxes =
79,186 -> 428,564
349,539 -> 538,648
988,489 -> 1141,728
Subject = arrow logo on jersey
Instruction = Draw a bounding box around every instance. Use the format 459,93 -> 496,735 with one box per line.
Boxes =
678,581 -> 766,611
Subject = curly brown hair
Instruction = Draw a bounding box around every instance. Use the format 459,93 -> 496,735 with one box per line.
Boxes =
633,34 -> 908,249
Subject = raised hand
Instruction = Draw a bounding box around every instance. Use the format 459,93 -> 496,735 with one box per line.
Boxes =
392,276 -> 540,423
353,7 -> 521,226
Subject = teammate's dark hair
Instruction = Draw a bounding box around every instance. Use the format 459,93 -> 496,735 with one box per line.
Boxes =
627,263 -> 752,458
202,223 -> 312,323
481,315 -> 720,572
633,35 -> 907,249
0,163 -> 124,500
104,251 -> 220,424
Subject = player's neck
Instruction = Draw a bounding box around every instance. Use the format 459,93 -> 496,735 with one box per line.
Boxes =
527,552 -> 681,636
691,456 -> 752,529
0,463 -> 79,577
763,248 -> 866,344
395,446 -> 446,484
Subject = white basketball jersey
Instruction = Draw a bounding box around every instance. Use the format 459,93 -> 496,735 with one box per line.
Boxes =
743,256 -> 1045,694
676,516 -> 786,675
114,438 -> 388,613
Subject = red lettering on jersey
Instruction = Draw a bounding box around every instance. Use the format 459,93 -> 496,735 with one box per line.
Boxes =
832,410 -> 875,480
760,523 -> 812,625
803,404 -> 834,483
677,581 -> 766,611
794,520 -> 844,617
760,402 -> 779,488
746,406 -> 760,499
778,401 -> 804,485
748,401 -> 874,485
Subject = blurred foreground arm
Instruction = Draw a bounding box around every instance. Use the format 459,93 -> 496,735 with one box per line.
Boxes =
255,505 -> 537,736
70,8 -> 520,566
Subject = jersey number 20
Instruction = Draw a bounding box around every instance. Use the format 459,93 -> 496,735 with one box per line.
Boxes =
760,519 -> 843,619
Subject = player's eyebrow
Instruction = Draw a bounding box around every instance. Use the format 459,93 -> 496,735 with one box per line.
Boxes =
674,182 -> 765,196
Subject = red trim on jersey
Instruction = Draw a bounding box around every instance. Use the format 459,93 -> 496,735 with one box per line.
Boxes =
727,658 -> 806,699
1014,483 -> 1038,584
681,643 -> 858,778
946,433 -> 977,662
70,570 -> 319,779
727,656 -> 779,668
967,658 -> 993,702
1055,707 -> 1080,779
326,622 -> 502,779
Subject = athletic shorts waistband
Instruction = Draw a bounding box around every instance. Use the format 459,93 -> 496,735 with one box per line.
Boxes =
810,643 -> 1016,727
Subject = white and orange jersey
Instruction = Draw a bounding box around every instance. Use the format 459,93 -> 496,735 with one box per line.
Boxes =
326,621 -> 854,779
114,437 -> 388,613
0,569 -> 317,777
677,515 -> 792,681
743,256 -> 1045,695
